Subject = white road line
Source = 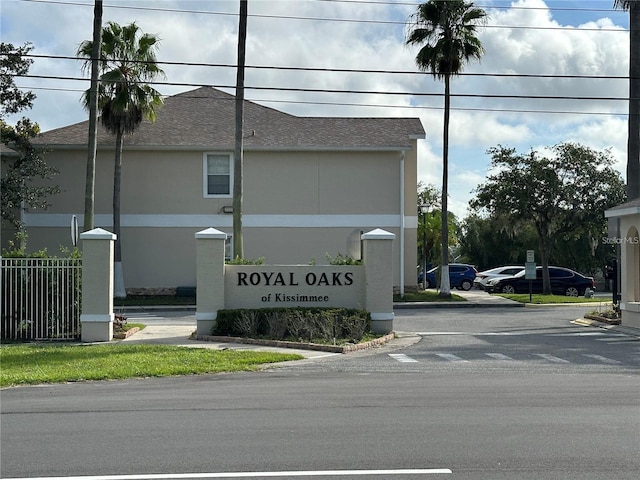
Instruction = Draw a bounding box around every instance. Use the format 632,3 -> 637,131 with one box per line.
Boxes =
416,332 -> 519,336
1,469 -> 453,479
549,332 -> 606,336
485,353 -> 513,361
433,353 -> 467,362
533,353 -> 570,364
388,353 -> 419,363
582,354 -> 622,364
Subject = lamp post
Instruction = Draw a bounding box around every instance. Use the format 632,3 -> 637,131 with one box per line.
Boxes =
419,204 -> 429,289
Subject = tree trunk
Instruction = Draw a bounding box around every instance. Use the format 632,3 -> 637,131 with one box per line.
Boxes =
628,1 -> 640,200
540,242 -> 552,295
83,0 -> 102,232
536,222 -> 552,295
113,129 -> 126,298
233,0 -> 247,260
439,74 -> 451,297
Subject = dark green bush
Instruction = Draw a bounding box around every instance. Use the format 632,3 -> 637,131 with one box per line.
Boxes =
213,307 -> 371,343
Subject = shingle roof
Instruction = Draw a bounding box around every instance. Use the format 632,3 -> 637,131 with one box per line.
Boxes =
0,144 -> 18,156
34,87 -> 425,151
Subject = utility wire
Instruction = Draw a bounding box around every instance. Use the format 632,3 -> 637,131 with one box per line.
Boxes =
14,74 -> 630,102
18,54 -> 629,80
15,0 -> 630,32
15,84 -> 628,117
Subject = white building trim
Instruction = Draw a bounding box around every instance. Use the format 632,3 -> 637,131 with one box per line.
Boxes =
24,213 -> 404,229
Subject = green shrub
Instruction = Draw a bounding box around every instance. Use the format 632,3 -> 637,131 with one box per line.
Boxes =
325,252 -> 363,265
213,307 -> 371,343
226,256 -> 265,265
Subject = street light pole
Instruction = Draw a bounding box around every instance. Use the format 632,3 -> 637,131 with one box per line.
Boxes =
419,204 -> 429,289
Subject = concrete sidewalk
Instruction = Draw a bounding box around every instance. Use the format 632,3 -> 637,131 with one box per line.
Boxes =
119,323 -> 345,359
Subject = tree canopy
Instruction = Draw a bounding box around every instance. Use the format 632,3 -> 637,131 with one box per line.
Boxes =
1,42 -> 60,231
470,142 -> 625,293
0,42 -> 36,117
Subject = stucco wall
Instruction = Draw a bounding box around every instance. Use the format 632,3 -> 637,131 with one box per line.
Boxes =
14,145 -> 419,291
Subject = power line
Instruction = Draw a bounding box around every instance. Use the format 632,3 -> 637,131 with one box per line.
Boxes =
14,73 -> 629,102
16,84 -> 628,118
6,0 -> 631,120
16,0 -> 630,32
315,0 -> 620,14
19,53 -> 629,80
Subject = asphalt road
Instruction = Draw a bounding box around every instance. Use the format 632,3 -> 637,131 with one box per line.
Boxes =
1,306 -> 639,480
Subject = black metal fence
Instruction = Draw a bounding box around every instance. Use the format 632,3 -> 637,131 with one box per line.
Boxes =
1,258 -> 82,341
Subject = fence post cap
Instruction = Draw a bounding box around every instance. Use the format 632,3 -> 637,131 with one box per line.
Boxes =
79,228 -> 117,240
361,228 -> 395,240
195,227 -> 227,239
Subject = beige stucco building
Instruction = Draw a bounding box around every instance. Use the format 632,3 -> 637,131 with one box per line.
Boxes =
7,87 -> 425,295
605,199 -> 640,329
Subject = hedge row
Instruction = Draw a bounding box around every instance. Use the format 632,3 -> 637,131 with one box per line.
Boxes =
213,307 -> 371,343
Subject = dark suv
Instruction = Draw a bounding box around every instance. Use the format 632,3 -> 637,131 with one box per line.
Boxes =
418,263 -> 478,291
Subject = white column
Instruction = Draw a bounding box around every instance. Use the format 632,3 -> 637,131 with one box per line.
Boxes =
195,228 -> 227,335
80,228 -> 116,342
362,228 -> 395,333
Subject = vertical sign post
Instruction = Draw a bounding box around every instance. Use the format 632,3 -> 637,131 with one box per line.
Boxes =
71,215 -> 79,247
525,250 -> 536,303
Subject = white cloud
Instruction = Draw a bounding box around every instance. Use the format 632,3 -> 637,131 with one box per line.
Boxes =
1,0 -> 630,219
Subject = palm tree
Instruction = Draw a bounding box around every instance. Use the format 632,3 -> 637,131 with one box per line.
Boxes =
78,21 -> 165,298
406,0 -> 486,297
614,0 -> 640,200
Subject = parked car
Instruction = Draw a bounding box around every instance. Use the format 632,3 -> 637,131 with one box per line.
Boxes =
473,266 -> 524,290
418,263 -> 478,291
485,266 -> 595,296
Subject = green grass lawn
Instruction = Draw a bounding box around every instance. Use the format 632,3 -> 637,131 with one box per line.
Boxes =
394,291 -> 611,304
496,294 -> 612,304
0,344 -> 303,388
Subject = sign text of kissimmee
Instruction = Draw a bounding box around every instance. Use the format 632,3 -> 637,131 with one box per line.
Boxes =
225,265 -> 365,309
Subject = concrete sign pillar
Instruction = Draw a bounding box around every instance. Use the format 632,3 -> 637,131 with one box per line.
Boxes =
80,228 -> 116,342
195,228 -> 227,335
362,228 -> 395,333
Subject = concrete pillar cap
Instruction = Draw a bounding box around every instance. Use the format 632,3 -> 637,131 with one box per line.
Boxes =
80,228 -> 116,240
195,227 -> 227,239
361,228 -> 395,240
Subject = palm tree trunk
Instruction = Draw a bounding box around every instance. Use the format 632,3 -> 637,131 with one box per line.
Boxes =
113,129 -> 126,298
628,1 -> 640,200
83,0 -> 102,232
439,74 -> 451,297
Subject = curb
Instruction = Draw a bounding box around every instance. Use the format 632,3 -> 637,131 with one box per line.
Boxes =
112,327 -> 141,339
195,332 -> 396,354
583,314 -> 620,325
394,301 -> 522,309
572,318 -> 640,338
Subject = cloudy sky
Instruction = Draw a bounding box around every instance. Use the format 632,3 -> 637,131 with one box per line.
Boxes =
1,0 -> 630,218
